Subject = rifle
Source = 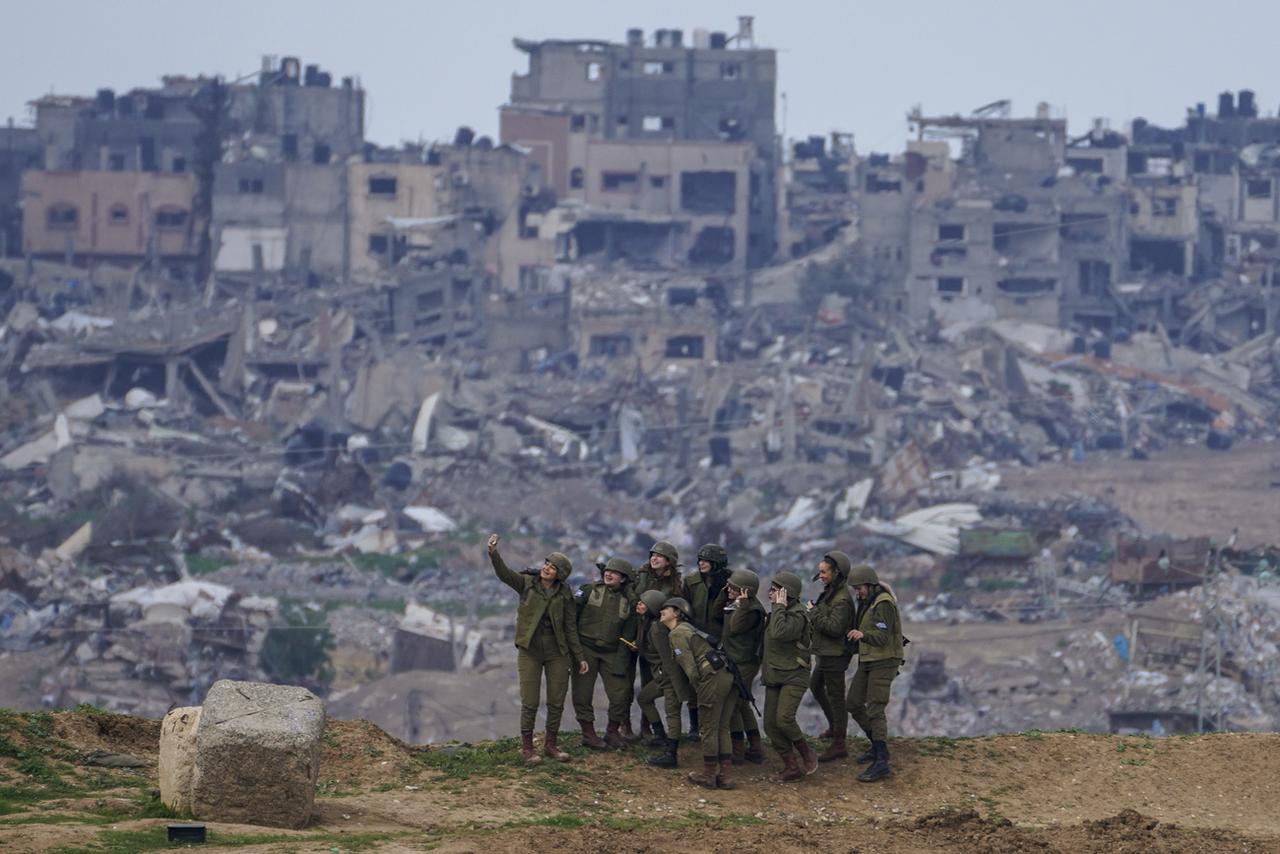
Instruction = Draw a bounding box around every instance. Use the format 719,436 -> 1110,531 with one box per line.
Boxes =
691,626 -> 761,719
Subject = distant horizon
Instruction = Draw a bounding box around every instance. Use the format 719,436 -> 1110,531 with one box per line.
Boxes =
4,0 -> 1276,155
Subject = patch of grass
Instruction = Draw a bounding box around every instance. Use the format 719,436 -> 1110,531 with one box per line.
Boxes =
1021,729 -> 1045,741
417,739 -> 522,780
184,553 -> 235,575
535,777 -> 572,795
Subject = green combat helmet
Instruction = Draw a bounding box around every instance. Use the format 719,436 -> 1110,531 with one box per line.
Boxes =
649,540 -> 680,565
598,556 -> 635,581
662,597 -> 692,620
545,552 -> 573,580
639,590 -> 668,614
728,568 -> 760,595
771,571 -> 804,601
847,564 -> 879,586
697,543 -> 728,567
815,550 -> 852,582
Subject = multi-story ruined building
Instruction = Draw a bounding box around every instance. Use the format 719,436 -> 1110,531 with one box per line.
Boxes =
0,124 -> 41,257
499,17 -> 778,278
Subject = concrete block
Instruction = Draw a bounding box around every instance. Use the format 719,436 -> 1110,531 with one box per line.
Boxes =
158,706 -> 202,813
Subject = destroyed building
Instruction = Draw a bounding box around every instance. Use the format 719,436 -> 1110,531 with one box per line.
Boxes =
500,16 -> 778,274
0,123 -> 41,258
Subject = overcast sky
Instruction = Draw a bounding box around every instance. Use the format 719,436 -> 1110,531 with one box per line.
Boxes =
4,0 -> 1276,154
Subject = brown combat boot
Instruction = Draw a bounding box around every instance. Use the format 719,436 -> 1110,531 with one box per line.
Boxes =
744,731 -> 766,765
776,750 -> 804,783
543,731 -> 570,762
620,718 -> 640,744
687,757 -> 719,788
717,754 -> 737,789
795,739 -> 819,775
731,736 -> 746,766
817,725 -> 833,740
818,735 -> 848,762
604,721 -> 627,750
579,720 -> 608,751
520,732 -> 542,765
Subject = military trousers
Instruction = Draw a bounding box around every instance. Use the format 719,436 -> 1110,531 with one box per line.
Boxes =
695,669 -> 735,760
847,664 -> 898,743
572,646 -> 631,725
763,682 -> 806,749
516,626 -> 571,735
809,654 -> 852,738
728,661 -> 760,734
636,669 -> 683,738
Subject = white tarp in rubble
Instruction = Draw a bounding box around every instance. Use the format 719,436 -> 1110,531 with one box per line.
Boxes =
859,502 -> 982,556
619,405 -> 644,464
111,581 -> 234,624
63,394 -> 105,421
412,393 -> 440,454
525,415 -> 589,461
399,602 -> 484,668
404,506 -> 458,533
49,311 -> 114,334
776,496 -> 822,532
834,478 -> 874,524
1,414 -> 71,470
435,423 -> 473,452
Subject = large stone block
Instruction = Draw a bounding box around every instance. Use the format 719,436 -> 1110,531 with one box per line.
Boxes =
158,706 -> 202,812
189,680 -> 325,829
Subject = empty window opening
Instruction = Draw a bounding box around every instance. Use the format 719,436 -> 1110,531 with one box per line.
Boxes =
45,204 -> 78,230
589,334 -> 633,357
601,171 -> 639,192
108,153 -> 126,171
643,61 -> 674,75
1246,179 -> 1272,199
717,117 -> 744,140
997,278 -> 1055,295
936,277 -> 964,294
930,246 -> 967,264
368,234 -> 390,255
680,171 -> 736,213
666,287 -> 698,306
1130,238 -> 1186,275
154,207 -> 188,229
616,114 -> 629,128
238,177 -> 265,194
1078,260 -> 1111,295
650,175 -> 667,188
108,204 -> 129,225
570,113 -> 586,132
415,290 -> 444,312
172,156 -> 186,173
313,143 -> 331,164
1152,197 -> 1178,217
937,224 -> 966,242
368,176 -> 397,197
570,167 -> 584,189
282,133 -> 299,160
665,335 -> 705,359
688,226 -> 735,265
1066,156 -> 1104,174
720,62 -> 741,79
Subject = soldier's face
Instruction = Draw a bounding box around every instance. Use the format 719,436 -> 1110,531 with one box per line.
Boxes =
659,606 -> 678,626
540,562 -> 559,582
603,570 -> 624,588
649,554 -> 669,572
818,563 -> 834,584
636,601 -> 648,615
698,559 -> 712,574
853,583 -> 871,599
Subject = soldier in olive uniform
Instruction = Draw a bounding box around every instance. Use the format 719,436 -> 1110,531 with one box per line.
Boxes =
637,590 -> 691,768
631,541 -> 688,739
573,557 -> 639,750
487,534 -> 588,765
723,568 -> 766,765
761,571 -> 817,782
844,564 -> 904,783
685,544 -> 731,638
806,550 -> 856,761
661,597 -> 737,789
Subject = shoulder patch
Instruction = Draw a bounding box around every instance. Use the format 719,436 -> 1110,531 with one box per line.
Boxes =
875,621 -> 888,630
672,647 -> 683,656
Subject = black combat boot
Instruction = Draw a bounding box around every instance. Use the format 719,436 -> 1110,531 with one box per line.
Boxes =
684,705 -> 700,743
855,728 -> 876,763
644,719 -> 669,748
857,740 -> 891,782
646,738 -> 679,768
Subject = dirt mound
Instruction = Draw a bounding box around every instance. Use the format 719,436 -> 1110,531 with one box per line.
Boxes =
51,709 -> 160,760
318,718 -> 423,789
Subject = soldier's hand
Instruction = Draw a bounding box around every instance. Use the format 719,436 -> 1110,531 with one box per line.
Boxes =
735,589 -> 748,602
487,533 -> 499,555
578,660 -> 589,675
847,629 -> 863,641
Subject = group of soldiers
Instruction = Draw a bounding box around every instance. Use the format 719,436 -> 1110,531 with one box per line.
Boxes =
486,533 -> 904,790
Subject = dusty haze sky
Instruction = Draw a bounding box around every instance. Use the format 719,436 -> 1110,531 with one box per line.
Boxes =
3,0 -> 1276,154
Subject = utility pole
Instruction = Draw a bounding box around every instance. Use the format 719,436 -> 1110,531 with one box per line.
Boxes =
1194,546 -> 1223,733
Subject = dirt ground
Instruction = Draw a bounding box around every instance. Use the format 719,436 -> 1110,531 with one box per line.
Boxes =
1000,440 -> 1280,546
1,710 -> 1277,853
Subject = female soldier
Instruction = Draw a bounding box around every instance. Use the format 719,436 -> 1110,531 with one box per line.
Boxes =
487,533 -> 588,765
761,571 -> 817,782
661,597 -> 736,789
